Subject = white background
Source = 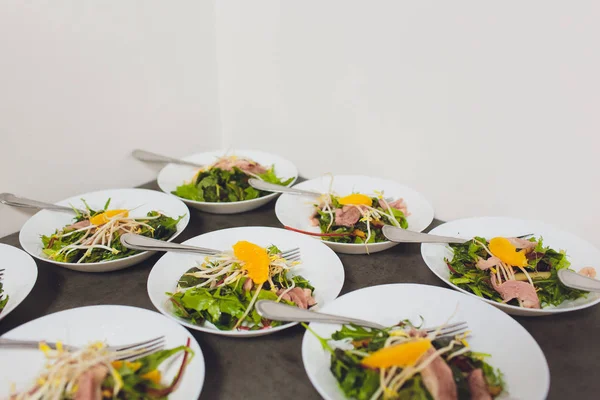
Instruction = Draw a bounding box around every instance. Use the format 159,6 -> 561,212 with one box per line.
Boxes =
1,1 -> 599,246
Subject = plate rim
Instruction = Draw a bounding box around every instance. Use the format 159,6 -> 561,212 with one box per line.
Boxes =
156,149 -> 299,207
421,216 -> 600,314
147,225 -> 346,337
301,282 -> 550,400
18,188 -> 190,268
275,174 -> 435,249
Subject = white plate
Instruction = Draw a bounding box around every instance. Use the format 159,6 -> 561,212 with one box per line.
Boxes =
0,305 -> 205,399
148,226 -> 345,337
19,188 -> 190,273
421,216 -> 600,316
302,283 -> 550,400
0,244 -> 37,322
275,175 -> 435,254
157,149 -> 298,214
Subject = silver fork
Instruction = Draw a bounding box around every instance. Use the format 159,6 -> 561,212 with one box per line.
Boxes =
255,300 -> 468,339
382,225 -> 534,244
248,179 -> 395,203
120,233 -> 302,262
0,336 -> 165,361
132,149 -> 205,168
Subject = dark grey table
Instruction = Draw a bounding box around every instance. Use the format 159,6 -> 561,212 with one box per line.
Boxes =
1,181 -> 598,399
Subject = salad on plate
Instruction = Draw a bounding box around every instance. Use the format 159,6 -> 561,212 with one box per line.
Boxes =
168,241 -> 315,331
9,339 -> 193,399
447,236 -> 591,309
42,199 -> 182,264
308,318 -> 504,399
172,155 -> 293,202
303,192 -> 409,244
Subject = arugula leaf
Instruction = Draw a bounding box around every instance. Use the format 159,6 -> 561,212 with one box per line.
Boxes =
137,345 -> 192,374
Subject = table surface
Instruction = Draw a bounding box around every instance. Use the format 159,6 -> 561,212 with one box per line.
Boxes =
1,181 -> 598,400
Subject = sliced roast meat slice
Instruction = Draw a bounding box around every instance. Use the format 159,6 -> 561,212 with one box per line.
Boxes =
476,256 -> 501,270
65,220 -> 91,231
74,365 -> 109,400
491,276 -> 540,309
420,348 -> 458,400
506,237 -> 537,251
277,287 -> 316,309
334,206 -> 362,227
468,368 -> 492,400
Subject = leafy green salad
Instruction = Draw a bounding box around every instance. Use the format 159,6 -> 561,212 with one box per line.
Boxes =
446,236 -> 589,309
42,199 -> 182,263
308,319 -> 504,399
172,155 -> 293,202
0,277 -> 7,315
306,192 -> 408,244
168,241 -> 315,331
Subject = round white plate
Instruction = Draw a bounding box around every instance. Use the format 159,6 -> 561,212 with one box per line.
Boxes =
19,188 -> 190,273
148,226 -> 345,337
0,244 -> 37,322
157,149 -> 298,214
302,283 -> 550,400
275,175 -> 434,254
421,216 -> 600,316
0,305 -> 205,400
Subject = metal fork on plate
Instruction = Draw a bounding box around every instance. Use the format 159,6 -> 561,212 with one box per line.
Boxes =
120,233 -> 302,262
0,335 -> 165,361
255,300 -> 468,339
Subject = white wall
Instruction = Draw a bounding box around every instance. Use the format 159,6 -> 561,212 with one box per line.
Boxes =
0,1 -> 221,237
215,1 -> 600,245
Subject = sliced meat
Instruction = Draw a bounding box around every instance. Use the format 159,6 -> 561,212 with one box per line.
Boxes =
303,288 -> 317,307
334,206 -> 362,227
235,159 -> 268,174
420,349 -> 458,400
243,278 -> 253,292
468,369 -> 492,400
65,220 -> 91,231
491,276 -> 540,309
408,328 -> 428,338
579,267 -> 597,279
277,287 -> 316,309
75,365 -> 109,400
379,198 -> 408,213
213,157 -> 268,175
506,237 -> 537,251
476,256 -> 501,271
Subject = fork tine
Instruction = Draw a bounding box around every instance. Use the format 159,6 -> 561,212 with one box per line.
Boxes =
116,342 -> 165,362
286,255 -> 302,262
435,326 -> 469,338
424,321 -> 466,334
436,328 -> 470,340
281,247 -> 300,258
111,335 -> 164,352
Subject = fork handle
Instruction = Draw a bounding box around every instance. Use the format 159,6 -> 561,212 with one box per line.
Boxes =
248,179 -> 320,198
382,225 -> 468,244
120,233 -> 221,255
132,149 -> 204,168
254,300 -> 386,329
0,338 -> 75,351
0,193 -> 78,214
